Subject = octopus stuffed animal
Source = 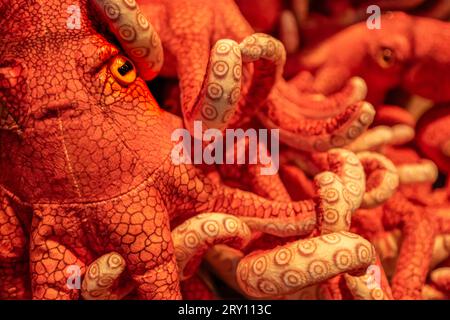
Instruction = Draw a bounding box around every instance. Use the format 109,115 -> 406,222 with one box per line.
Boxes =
0,0 -> 377,300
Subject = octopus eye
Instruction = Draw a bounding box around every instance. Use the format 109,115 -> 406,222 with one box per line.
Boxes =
377,47 -> 396,69
109,55 -> 137,86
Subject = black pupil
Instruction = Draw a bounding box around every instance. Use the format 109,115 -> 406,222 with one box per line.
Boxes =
383,49 -> 393,62
118,60 -> 134,76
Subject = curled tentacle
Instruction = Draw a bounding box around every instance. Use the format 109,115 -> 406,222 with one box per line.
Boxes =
314,149 -> 366,213
236,231 -> 376,298
397,160 -> 438,185
288,76 -> 368,118
260,148 -> 365,236
172,213 -> 251,280
92,0 -> 163,80
243,170 -> 351,237
259,93 -> 375,152
233,33 -> 286,124
308,150 -> 393,300
357,152 -> 399,209
81,252 -> 131,300
82,214 -> 252,299
184,39 -> 243,134
285,148 -> 366,227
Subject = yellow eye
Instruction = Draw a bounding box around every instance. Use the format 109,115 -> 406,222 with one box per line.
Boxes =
377,47 -> 396,69
109,55 -> 137,86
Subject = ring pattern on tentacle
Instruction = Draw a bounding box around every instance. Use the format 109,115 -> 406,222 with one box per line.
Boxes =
324,149 -> 366,212
172,213 -> 251,280
81,252 -> 129,300
229,33 -> 286,124
92,0 -> 164,80
187,40 -> 242,132
315,172 -> 352,234
236,231 -> 376,298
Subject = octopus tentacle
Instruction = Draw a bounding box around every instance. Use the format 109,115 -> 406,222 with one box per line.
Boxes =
288,75 -> 368,118
284,148 -> 366,220
357,152 -> 399,209
259,96 -> 375,152
306,151 -> 393,300
216,150 -> 364,238
314,149 -> 366,213
81,252 -> 132,300
232,33 -> 286,124
184,39 -> 243,133
82,214 -> 252,299
236,231 -> 376,298
383,193 -> 437,299
344,256 -> 393,300
347,125 -> 415,152
172,213 -> 251,280
210,185 -> 319,237
397,160 -> 438,185
374,105 -> 416,128
92,0 -> 163,80
242,170 -> 349,237
315,171 -> 355,235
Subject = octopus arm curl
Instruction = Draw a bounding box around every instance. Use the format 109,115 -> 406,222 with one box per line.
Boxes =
356,152 -> 399,209
172,213 -> 251,280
